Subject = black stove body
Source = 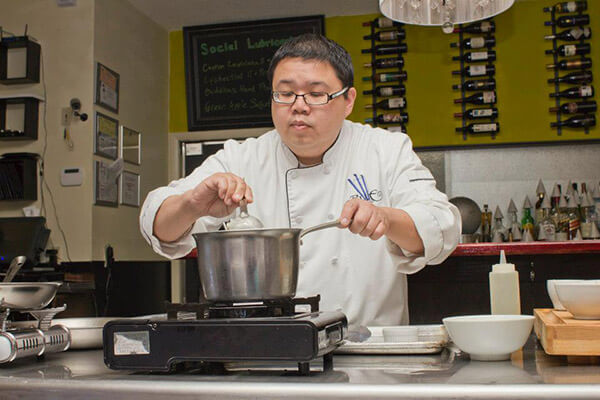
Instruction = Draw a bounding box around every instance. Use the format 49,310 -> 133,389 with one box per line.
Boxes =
103,296 -> 347,374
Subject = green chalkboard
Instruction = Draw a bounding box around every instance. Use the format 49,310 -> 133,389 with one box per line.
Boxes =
183,16 -> 324,131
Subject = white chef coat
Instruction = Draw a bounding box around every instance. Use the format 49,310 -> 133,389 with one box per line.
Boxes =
140,120 -> 461,328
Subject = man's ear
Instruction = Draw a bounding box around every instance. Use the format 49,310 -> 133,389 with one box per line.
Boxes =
344,87 -> 357,118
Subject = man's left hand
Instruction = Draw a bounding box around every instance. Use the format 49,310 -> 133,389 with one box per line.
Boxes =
339,199 -> 389,240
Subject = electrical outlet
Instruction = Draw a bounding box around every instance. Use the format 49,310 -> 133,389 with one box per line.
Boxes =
61,108 -> 72,127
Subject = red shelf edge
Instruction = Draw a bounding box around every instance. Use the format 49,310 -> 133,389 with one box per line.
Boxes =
451,240 -> 600,256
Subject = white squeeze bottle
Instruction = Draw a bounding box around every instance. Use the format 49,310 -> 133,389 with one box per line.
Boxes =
489,250 -> 521,314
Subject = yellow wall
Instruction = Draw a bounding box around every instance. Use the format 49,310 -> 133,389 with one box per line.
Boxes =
169,0 -> 599,147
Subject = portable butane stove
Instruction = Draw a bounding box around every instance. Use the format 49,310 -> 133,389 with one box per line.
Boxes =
103,295 -> 347,374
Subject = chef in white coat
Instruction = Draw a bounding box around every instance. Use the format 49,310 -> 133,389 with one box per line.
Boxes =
140,34 -> 460,328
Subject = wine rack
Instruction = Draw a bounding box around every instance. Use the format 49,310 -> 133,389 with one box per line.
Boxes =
544,1 -> 595,135
362,16 -> 408,133
451,19 -> 499,140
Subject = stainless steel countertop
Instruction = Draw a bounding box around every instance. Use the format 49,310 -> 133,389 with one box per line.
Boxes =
0,335 -> 599,400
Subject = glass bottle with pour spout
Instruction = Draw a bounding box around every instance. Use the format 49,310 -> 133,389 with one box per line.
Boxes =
491,206 -> 506,242
507,199 -> 522,242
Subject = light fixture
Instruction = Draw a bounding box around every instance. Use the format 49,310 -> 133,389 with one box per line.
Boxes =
379,0 -> 515,33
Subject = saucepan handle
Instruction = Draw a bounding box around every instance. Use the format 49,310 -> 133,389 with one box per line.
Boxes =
300,219 -> 345,239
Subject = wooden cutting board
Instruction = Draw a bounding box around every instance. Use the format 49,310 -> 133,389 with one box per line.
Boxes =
534,308 -> 600,356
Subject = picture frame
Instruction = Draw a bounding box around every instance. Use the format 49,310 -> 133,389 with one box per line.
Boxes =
120,171 -> 140,207
94,112 -> 119,159
95,62 -> 120,113
120,126 -> 141,165
94,160 -> 118,207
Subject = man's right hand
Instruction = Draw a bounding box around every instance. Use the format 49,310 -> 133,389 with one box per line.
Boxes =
184,172 -> 254,218
153,173 -> 253,243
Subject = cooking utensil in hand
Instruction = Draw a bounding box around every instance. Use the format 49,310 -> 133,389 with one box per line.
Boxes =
3,256 -> 26,283
193,219 -> 344,302
224,199 -> 264,230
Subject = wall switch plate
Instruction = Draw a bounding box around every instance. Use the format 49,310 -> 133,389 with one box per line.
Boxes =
60,167 -> 83,186
61,107 -> 72,126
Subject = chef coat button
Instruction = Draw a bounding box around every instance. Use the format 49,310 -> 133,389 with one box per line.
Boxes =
323,166 -> 330,175
289,171 -> 297,179
295,216 -> 303,224
327,213 -> 335,220
331,257 -> 339,266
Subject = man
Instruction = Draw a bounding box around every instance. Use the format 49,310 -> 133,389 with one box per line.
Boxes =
140,34 -> 460,328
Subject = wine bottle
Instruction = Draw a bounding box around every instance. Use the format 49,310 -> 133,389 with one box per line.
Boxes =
544,1 -> 587,13
455,122 -> 500,133
363,85 -> 406,97
362,71 -> 407,83
363,30 -> 405,42
549,85 -> 594,99
365,97 -> 407,110
454,91 -> 496,105
550,114 -> 596,128
365,113 -> 409,124
454,107 -> 499,119
544,14 -> 590,28
547,70 -> 593,84
363,57 -> 404,69
453,21 -> 495,34
452,64 -> 495,77
361,43 -> 407,55
362,17 -> 402,28
452,51 -> 496,63
544,27 -> 591,41
453,79 -> 496,91
545,43 -> 591,57
450,37 -> 495,49
546,58 -> 592,70
549,101 -> 597,114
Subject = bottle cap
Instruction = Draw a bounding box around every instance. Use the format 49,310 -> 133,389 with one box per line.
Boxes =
507,199 -> 518,213
567,194 -> 578,208
541,195 -> 552,209
536,179 -> 546,195
492,251 -> 515,272
499,250 -> 506,264
551,183 -> 561,197
523,195 -> 532,209
494,206 -> 504,219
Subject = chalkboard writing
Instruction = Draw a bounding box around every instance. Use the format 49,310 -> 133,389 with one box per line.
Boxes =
183,16 -> 324,131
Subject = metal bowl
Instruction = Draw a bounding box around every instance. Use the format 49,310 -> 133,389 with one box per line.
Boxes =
449,197 -> 481,235
0,282 -> 62,310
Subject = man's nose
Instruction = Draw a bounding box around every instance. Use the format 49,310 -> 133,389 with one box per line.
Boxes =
291,94 -> 310,114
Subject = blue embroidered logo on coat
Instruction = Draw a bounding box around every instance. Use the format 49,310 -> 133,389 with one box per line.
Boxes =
347,174 -> 382,202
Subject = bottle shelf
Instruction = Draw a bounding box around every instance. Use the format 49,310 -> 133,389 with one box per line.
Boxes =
544,1 -> 595,135
451,240 -> 600,257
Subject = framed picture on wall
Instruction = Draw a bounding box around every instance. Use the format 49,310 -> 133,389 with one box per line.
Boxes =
95,62 -> 120,113
120,171 -> 140,207
95,112 -> 119,159
94,160 -> 118,207
120,126 -> 141,165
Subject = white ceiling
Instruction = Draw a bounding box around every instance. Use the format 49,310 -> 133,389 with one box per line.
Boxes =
126,0 -> 380,31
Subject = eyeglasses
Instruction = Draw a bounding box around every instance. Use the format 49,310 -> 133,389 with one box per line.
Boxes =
271,87 -> 349,105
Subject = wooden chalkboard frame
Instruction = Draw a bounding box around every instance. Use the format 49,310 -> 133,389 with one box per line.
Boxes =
183,15 -> 324,131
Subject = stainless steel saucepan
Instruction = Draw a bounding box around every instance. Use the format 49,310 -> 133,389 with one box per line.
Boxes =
192,220 -> 342,302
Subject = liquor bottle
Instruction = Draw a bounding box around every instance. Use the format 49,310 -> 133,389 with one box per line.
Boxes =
361,43 -> 408,55
455,122 -> 499,134
535,179 -> 547,224
365,113 -> 409,124
453,79 -> 496,91
549,101 -> 597,114
452,51 -> 496,63
521,208 -> 535,238
550,114 -> 596,128
454,91 -> 496,105
545,43 -> 591,57
453,21 -> 495,34
492,206 -> 507,242
454,107 -> 498,120
538,196 -> 557,242
549,85 -> 594,99
363,57 -> 404,69
450,36 -> 495,49
362,71 -> 407,83
481,204 -> 492,242
452,65 -> 495,77
566,196 -> 581,240
363,30 -> 405,42
544,26 -> 591,41
362,17 -> 402,28
547,70 -> 593,84
552,195 -> 569,241
544,1 -> 587,13
544,14 -> 590,28
363,85 -> 406,97
365,97 -> 407,110
546,58 -> 592,70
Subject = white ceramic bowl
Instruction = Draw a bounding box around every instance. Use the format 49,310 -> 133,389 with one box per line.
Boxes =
547,280 -> 584,310
554,280 -> 600,319
442,315 -> 534,361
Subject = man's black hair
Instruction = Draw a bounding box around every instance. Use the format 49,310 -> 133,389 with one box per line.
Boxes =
267,33 -> 354,90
